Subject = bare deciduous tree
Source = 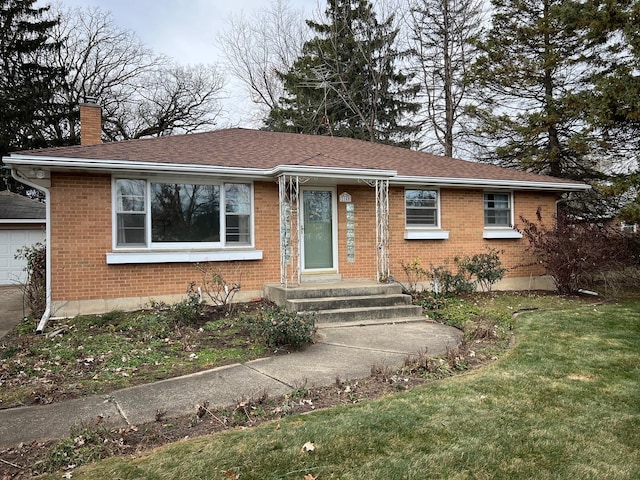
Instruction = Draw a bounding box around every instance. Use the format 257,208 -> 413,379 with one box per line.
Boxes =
218,0 -> 309,116
407,0 -> 484,157
108,64 -> 224,140
45,5 -> 224,142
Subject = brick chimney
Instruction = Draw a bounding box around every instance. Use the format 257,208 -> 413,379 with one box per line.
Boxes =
79,97 -> 102,145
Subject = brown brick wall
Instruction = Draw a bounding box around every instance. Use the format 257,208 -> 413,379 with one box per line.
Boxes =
49,174 -> 556,303
50,174 -> 281,302
335,185 -> 556,281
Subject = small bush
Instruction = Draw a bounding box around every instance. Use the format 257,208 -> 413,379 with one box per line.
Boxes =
15,242 -> 46,318
401,257 -> 475,295
400,258 -> 429,292
150,283 -> 203,326
243,307 -> 316,348
457,248 -> 507,292
196,263 -> 241,311
428,263 -> 475,296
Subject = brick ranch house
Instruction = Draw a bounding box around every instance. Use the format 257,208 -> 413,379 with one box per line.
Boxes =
3,103 -> 589,325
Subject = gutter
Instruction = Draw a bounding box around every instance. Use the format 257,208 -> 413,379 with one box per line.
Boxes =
392,175 -> 591,192
4,154 -> 398,181
11,169 -> 51,333
5,153 -> 591,192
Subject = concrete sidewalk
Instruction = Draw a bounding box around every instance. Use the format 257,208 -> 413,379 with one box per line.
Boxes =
0,319 -> 462,447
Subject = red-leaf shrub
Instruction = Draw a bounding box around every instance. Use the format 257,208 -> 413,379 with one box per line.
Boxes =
520,209 -> 640,295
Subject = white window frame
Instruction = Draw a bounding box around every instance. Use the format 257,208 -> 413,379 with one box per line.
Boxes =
404,187 -> 449,240
483,191 -> 522,239
108,176 -> 261,264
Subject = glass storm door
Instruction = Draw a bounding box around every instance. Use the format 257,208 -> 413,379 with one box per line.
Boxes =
302,189 -> 335,270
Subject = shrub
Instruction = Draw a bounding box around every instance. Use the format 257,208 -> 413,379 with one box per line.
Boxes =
15,242 -> 46,318
520,209 -> 640,295
151,283 -> 203,326
457,248 -> 507,292
400,258 -> 429,292
196,263 -> 241,311
243,307 -> 316,348
427,262 -> 475,296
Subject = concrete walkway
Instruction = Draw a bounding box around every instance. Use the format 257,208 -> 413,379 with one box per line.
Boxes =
0,286 -> 26,337
0,318 -> 462,447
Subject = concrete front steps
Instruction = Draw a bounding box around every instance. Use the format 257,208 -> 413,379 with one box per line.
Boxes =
263,281 -> 423,324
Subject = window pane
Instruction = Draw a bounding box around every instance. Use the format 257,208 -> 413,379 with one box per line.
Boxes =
225,184 -> 251,215
116,179 -> 145,212
151,183 -> 220,242
117,213 -> 146,246
405,189 -> 438,226
484,193 -> 511,226
484,193 -> 509,210
405,189 -> 436,208
226,215 -> 251,244
225,184 -> 251,244
406,208 -> 436,225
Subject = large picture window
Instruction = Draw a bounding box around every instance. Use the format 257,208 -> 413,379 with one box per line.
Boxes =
484,192 -> 511,227
115,179 -> 252,248
405,189 -> 438,227
151,183 -> 220,243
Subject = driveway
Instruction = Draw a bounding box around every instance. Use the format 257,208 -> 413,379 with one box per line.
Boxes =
0,286 -> 26,337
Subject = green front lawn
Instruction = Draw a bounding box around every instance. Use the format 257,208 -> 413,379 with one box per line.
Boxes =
45,297 -> 640,479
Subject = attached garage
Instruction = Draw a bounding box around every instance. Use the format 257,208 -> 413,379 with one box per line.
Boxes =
0,191 -> 45,286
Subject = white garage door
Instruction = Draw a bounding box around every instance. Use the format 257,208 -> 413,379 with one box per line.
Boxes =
0,229 -> 46,285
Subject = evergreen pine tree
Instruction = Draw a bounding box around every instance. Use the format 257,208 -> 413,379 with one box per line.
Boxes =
0,0 -> 64,191
468,0 -> 600,181
265,0 -> 419,147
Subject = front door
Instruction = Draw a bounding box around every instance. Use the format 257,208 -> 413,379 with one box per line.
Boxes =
301,188 -> 336,271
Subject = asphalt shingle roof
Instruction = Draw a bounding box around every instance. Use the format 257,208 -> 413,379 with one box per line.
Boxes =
14,128 -> 579,185
0,191 -> 45,220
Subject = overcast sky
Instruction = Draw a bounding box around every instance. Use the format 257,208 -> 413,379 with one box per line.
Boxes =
46,0 -> 321,126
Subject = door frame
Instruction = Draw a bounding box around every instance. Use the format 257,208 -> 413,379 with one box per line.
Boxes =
299,186 -> 339,273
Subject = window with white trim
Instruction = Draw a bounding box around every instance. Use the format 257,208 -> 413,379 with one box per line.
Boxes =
483,192 -> 512,227
115,179 -> 252,248
405,189 -> 438,227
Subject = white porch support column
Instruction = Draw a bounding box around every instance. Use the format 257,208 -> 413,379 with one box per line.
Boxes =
375,178 -> 390,282
278,175 -> 300,286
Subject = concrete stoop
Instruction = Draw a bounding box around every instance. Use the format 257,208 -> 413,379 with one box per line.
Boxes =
263,281 -> 423,324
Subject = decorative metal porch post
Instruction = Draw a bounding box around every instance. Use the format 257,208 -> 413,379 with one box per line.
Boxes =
375,179 -> 390,282
278,175 -> 300,286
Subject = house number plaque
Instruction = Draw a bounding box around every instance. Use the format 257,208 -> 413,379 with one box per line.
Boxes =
346,202 -> 355,262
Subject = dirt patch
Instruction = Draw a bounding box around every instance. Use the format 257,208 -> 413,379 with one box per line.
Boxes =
0,300 -> 278,409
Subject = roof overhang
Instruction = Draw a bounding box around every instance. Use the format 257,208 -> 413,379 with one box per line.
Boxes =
393,175 -> 591,192
4,154 -> 590,192
3,154 -> 272,179
0,218 -> 46,224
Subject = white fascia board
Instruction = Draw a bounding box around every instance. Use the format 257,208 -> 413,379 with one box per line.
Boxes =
3,154 -> 272,179
0,219 -> 46,224
4,155 -> 398,181
392,175 -> 591,192
272,164 -> 397,180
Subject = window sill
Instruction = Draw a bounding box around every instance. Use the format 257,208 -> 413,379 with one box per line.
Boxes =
106,249 -> 263,265
404,229 -> 450,240
483,228 -> 522,239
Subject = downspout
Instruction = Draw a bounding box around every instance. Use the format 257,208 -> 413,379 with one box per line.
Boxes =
11,168 -> 51,333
